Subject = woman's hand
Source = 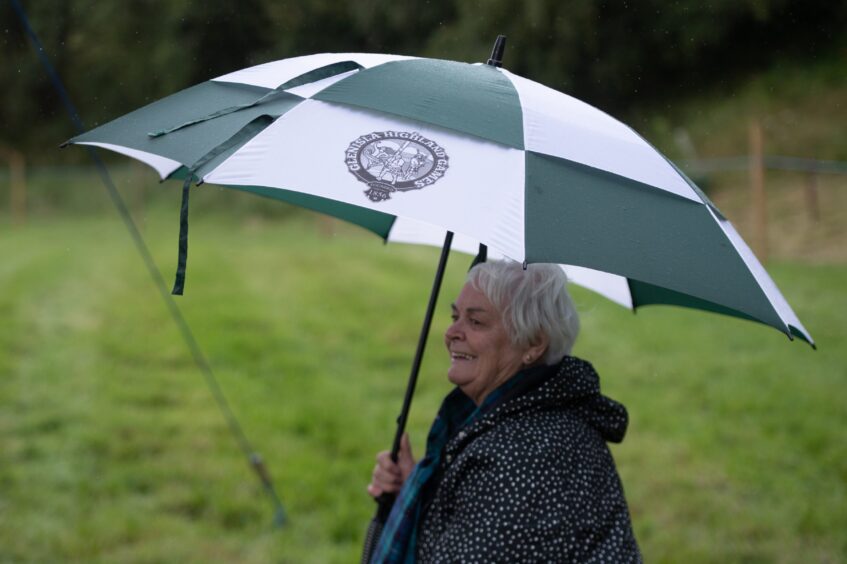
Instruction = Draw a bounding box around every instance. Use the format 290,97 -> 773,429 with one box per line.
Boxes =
367,433 -> 416,498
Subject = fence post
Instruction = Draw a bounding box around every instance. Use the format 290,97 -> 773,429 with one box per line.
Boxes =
318,214 -> 334,237
749,120 -> 767,262
2,147 -> 27,227
804,170 -> 820,221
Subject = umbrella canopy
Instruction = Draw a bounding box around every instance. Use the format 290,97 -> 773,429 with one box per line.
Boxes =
67,50 -> 812,346
66,41 -> 816,561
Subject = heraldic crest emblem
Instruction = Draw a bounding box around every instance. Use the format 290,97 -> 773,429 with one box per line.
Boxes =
345,131 -> 449,202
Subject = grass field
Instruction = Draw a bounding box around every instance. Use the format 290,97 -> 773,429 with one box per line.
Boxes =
1,177 -> 846,563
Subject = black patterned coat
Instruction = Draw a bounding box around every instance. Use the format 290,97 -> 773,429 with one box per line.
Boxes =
416,356 -> 641,563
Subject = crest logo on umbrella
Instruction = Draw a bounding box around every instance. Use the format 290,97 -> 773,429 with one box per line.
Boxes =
345,131 -> 449,202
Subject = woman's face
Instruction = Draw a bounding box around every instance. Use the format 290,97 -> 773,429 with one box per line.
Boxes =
444,282 -> 529,405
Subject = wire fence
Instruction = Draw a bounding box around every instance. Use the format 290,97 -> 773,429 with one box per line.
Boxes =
3,147 -> 846,264
681,155 -> 847,175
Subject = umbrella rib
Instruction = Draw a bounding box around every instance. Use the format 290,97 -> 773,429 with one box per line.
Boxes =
147,88 -> 299,138
148,61 -> 365,139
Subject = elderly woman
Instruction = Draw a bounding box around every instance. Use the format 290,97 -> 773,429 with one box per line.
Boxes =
368,261 -> 641,562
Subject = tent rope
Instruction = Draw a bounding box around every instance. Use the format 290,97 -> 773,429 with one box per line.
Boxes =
9,0 -> 285,528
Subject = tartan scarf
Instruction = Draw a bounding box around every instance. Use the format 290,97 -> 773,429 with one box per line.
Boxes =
369,367 -> 540,563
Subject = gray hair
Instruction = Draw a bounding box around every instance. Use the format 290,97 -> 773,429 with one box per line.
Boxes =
467,261 -> 580,365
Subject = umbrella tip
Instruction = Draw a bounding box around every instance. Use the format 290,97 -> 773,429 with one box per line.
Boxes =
487,35 -> 507,67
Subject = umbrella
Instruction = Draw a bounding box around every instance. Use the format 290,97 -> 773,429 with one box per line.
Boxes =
65,35 -> 813,558
64,40 -> 811,346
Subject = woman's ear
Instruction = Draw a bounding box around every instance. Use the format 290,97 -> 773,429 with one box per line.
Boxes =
524,333 -> 550,365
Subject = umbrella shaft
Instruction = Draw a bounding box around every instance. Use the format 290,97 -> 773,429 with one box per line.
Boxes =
362,231 -> 453,563
391,230 -> 454,460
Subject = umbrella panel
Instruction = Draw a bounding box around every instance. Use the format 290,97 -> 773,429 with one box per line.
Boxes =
524,151 -> 788,333
71,81 -> 301,175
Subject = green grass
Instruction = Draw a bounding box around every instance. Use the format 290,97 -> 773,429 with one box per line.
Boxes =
1,182 -> 846,563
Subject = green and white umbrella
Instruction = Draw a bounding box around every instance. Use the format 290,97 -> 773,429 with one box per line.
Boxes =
68,40 -> 813,557
67,48 -> 812,346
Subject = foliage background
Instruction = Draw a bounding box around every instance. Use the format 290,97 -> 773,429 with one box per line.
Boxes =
2,0 -> 846,160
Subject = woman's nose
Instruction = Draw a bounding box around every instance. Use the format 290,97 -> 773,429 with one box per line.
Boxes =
445,320 -> 462,340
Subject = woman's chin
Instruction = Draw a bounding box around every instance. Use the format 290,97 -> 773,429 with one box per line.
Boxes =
446,369 -> 471,388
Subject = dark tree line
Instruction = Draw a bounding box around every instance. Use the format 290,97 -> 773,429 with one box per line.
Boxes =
2,0 -> 845,160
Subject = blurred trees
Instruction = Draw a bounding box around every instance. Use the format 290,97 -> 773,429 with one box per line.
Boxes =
424,0 -> 846,112
2,0 -> 845,160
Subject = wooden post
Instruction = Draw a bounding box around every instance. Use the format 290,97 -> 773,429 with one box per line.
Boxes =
2,147 -> 27,227
749,120 -> 767,262
804,170 -> 820,221
318,214 -> 334,237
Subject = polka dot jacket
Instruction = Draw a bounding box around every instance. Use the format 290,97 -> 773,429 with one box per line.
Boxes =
416,356 -> 641,563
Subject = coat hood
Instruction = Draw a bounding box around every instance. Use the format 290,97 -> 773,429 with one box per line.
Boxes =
498,355 -> 629,443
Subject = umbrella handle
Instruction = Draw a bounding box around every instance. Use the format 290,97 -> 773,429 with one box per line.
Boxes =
361,493 -> 395,564
361,516 -> 384,564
